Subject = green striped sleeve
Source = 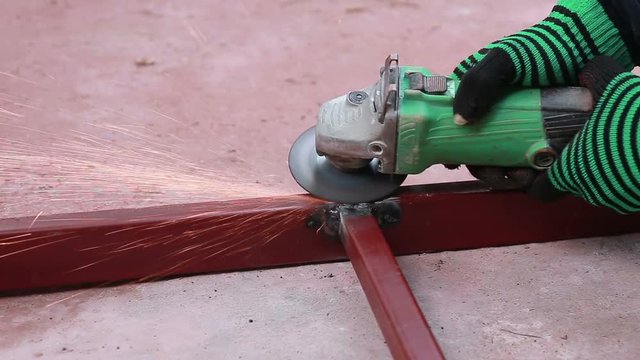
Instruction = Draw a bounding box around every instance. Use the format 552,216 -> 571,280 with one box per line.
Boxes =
548,73 -> 640,214
451,0 -> 633,86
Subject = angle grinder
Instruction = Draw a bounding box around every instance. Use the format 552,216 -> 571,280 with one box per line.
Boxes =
288,54 -> 593,203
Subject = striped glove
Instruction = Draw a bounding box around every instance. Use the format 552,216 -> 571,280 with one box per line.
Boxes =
538,56 -> 640,214
451,0 -> 636,124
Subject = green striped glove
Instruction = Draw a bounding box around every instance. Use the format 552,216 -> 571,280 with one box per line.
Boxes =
451,0 -> 636,124
537,56 -> 640,214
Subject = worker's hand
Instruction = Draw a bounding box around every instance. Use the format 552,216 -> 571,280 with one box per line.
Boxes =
451,0 -> 635,125
529,55 -> 640,214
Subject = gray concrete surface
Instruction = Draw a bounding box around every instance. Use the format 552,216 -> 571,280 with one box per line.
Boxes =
2,235 -> 640,359
3,1 -> 640,359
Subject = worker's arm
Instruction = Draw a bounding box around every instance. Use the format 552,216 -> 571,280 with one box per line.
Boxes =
451,0 -> 640,214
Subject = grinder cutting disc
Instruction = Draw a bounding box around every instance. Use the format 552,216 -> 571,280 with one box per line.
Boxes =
288,127 -> 407,203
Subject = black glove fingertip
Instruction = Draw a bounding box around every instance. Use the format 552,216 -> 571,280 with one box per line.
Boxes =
453,48 -> 516,123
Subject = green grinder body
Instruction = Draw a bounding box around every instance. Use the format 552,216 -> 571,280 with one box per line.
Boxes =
395,66 -> 593,174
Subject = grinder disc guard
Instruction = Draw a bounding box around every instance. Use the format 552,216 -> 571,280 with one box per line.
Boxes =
288,127 -> 406,203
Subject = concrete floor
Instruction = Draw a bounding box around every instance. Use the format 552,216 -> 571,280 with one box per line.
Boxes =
2,0 -> 640,359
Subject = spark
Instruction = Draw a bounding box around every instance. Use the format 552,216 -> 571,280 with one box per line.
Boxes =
183,20 -> 208,46
75,245 -> 105,252
0,71 -> 37,85
0,88 -> 301,289
0,236 -> 78,259
0,107 -> 24,118
45,291 -> 86,307
151,109 -> 186,126
68,255 -> 116,272
28,211 -> 43,230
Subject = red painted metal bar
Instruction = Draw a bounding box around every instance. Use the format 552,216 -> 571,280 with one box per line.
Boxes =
2,182 -> 640,293
340,211 -> 445,360
0,195 -> 339,292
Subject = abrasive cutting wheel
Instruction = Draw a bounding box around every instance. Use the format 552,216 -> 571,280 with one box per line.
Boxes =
288,127 -> 407,203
